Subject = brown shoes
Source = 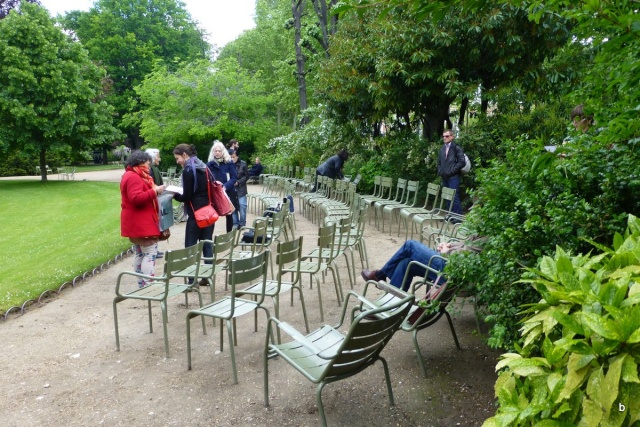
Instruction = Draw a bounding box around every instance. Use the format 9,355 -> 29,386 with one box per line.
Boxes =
361,269 -> 386,282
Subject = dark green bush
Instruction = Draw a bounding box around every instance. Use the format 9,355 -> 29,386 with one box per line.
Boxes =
448,131 -> 640,349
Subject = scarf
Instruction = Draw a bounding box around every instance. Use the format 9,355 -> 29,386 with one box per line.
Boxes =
128,164 -> 159,226
183,156 -> 207,192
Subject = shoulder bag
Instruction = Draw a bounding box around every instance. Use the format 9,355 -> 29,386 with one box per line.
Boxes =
190,169 -> 219,228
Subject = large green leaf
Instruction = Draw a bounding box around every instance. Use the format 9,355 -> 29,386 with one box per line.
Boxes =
581,312 -> 624,341
557,353 -> 593,402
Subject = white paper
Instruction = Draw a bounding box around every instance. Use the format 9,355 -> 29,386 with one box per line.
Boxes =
165,185 -> 183,195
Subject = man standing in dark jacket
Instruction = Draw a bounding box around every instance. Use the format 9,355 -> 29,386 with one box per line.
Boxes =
437,130 -> 465,214
229,149 -> 249,228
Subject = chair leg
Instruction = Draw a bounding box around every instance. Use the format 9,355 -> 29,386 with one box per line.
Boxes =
444,311 -> 462,350
196,291 -> 207,336
161,301 -> 170,358
314,274 -> 324,322
226,319 -> 239,384
113,299 -> 122,351
379,356 -> 395,406
147,300 -> 153,333
186,312 -> 196,370
316,382 -> 329,427
412,329 -> 428,378
294,285 -> 310,333
328,264 -> 344,305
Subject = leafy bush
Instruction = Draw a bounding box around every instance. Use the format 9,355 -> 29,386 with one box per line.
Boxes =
483,214 -> 640,426
448,129 -> 640,349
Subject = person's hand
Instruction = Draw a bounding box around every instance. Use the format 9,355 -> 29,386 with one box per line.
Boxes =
437,242 -> 453,254
155,185 -> 165,194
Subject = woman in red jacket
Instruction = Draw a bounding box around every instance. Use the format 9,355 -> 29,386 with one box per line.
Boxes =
120,151 -> 165,288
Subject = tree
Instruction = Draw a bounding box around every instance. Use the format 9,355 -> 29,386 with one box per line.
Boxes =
219,0 -> 299,140
130,57 -> 272,151
0,2 -> 120,181
319,5 -> 568,139
60,0 -> 209,149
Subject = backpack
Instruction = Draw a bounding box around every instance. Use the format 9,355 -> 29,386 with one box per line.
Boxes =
461,154 -> 471,174
455,144 -> 471,174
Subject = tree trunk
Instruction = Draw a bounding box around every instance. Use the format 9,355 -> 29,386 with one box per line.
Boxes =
311,0 -> 339,59
292,0 -> 309,126
39,147 -> 47,182
459,96 -> 469,126
422,101 -> 453,140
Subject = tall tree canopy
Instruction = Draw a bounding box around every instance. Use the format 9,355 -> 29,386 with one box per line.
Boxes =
60,0 -> 209,148
0,2 -> 120,180
130,57 -> 272,150
319,4 -> 568,138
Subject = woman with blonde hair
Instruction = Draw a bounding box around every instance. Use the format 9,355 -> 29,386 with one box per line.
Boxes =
207,140 -> 238,232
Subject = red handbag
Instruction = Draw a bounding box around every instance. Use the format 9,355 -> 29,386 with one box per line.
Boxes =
190,169 -> 220,228
208,169 -> 235,216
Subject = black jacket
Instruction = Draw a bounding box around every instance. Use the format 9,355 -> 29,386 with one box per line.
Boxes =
437,141 -> 465,179
316,155 -> 344,179
234,159 -> 249,198
173,162 -> 210,217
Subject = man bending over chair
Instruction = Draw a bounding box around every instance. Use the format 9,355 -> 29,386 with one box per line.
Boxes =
361,237 -> 484,291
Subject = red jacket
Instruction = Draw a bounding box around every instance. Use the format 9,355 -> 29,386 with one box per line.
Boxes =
120,170 -> 160,238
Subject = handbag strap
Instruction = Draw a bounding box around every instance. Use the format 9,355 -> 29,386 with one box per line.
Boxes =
190,167 -> 213,211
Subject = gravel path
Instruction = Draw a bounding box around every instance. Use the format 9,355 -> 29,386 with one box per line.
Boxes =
0,175 -> 500,427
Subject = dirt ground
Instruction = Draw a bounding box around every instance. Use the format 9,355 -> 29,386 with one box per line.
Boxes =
0,174 -> 502,427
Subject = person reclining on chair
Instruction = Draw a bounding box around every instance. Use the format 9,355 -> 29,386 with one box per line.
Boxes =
248,157 -> 264,178
361,237 -> 484,291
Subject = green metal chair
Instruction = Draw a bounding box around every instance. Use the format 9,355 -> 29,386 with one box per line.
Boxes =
186,251 -> 271,384
380,180 -> 420,235
358,259 -> 461,378
410,186 -> 456,239
298,223 -> 342,322
263,290 -> 414,427
170,230 -> 236,305
235,236 -> 309,343
113,244 -> 206,358
398,182 -> 440,239
373,178 -> 407,229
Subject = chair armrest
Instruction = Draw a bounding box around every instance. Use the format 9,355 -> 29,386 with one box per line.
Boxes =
115,271 -> 161,295
275,321 -> 324,355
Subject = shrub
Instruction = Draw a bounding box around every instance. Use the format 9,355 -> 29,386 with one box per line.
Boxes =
448,130 -> 640,349
483,214 -> 640,426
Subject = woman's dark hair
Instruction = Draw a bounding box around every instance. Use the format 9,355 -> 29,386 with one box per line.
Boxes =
173,144 -> 197,157
125,150 -> 151,168
337,149 -> 349,160
570,104 -> 594,124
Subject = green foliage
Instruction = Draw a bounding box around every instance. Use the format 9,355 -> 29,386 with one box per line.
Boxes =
447,126 -> 640,349
130,57 -> 274,150
0,180 -> 130,313
320,3 -> 568,138
515,0 -> 640,147
0,2 -> 121,180
483,214 -> 640,426
262,104 -> 364,170
60,0 -> 209,145
219,0 -> 299,138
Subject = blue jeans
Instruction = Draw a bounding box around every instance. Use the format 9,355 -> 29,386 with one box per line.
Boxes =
379,240 -> 447,290
184,218 -> 214,266
441,174 -> 462,214
232,195 -> 247,227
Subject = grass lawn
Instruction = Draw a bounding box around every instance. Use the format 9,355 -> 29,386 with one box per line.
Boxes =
72,163 -> 124,173
0,180 -> 131,313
